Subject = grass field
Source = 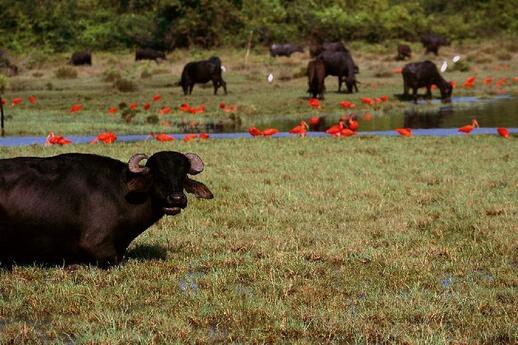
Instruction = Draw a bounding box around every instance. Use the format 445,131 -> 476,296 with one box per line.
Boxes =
0,136 -> 517,344
1,38 -> 517,136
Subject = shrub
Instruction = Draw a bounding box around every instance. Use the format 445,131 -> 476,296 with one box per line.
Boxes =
102,69 -> 122,82
113,78 -> 138,92
146,115 -> 159,124
54,66 -> 78,79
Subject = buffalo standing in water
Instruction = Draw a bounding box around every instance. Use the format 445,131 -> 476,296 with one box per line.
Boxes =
402,61 -> 452,103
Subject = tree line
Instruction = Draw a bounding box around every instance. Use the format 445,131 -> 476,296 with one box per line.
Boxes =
0,0 -> 516,52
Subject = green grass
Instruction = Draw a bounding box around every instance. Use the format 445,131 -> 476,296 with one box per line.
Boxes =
2,40 -> 517,136
1,136 -> 517,343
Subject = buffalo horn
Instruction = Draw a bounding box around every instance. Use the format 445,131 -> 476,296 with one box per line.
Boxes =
184,153 -> 204,175
128,154 -> 150,174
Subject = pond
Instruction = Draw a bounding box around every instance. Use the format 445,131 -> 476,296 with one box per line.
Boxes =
0,96 -> 516,146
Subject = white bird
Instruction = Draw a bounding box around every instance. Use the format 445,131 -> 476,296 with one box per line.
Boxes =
452,55 -> 461,63
440,61 -> 448,72
221,65 -> 227,72
267,73 -> 274,83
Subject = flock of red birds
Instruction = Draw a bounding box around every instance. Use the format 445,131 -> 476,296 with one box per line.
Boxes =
249,98 -> 511,139
3,73 -> 516,146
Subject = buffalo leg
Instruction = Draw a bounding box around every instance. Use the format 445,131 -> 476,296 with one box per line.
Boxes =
413,87 -> 418,104
221,80 -> 227,95
189,84 -> 194,95
213,80 -> 219,95
426,85 -> 432,100
338,76 -> 343,93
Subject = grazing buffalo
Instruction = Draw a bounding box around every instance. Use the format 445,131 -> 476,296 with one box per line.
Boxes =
307,57 -> 326,99
402,60 -> 453,103
135,48 -> 167,62
420,34 -> 449,55
70,51 -> 92,66
179,56 -> 227,96
0,151 -> 213,266
269,44 -> 304,57
396,44 -> 412,60
319,51 -> 359,93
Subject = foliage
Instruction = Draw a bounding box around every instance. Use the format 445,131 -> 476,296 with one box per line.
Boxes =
54,66 -> 78,79
0,0 -> 516,52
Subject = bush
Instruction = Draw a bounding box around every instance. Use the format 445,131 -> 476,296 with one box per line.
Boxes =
113,78 -> 138,92
54,66 -> 77,79
102,69 -> 122,82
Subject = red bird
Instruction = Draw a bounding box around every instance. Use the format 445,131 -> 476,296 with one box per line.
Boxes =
362,112 -> 373,121
183,134 -> 198,142
219,102 -> 226,109
152,94 -> 161,102
70,104 -> 82,113
92,132 -> 117,144
189,104 -> 206,114
28,95 -> 37,105
222,104 -> 238,113
262,128 -> 279,136
179,103 -> 191,112
129,103 -> 138,110
483,77 -> 492,86
458,119 -> 479,134
379,95 -> 389,103
46,132 -> 71,145
152,133 -> 175,142
340,128 -> 356,137
248,127 -> 263,137
463,76 -> 476,89
199,133 -> 210,139
347,118 -> 359,131
289,121 -> 309,137
497,128 -> 509,138
308,98 -> 320,109
450,81 -> 457,89
11,98 -> 22,106
143,102 -> 151,110
326,121 -> 344,136
360,97 -> 374,106
159,106 -> 171,115
395,128 -> 412,137
107,107 -> 117,114
339,100 -> 355,109
308,116 -> 320,126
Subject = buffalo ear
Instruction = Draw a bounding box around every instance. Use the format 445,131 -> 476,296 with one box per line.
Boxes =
185,177 -> 214,199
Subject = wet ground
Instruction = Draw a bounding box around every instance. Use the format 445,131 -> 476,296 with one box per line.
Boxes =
0,96 -> 516,146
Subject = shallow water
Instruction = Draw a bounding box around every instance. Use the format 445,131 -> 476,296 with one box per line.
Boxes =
0,96 -> 516,146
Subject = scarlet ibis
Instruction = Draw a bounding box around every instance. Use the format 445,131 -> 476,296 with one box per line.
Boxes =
340,128 -> 356,137
183,134 -> 197,142
458,119 -> 479,134
497,128 -> 509,138
379,95 -> 389,102
143,102 -> 151,110
248,127 -> 263,137
308,98 -> 320,109
219,102 -> 226,109
199,133 -> 210,139
11,98 -> 22,106
360,97 -> 374,106
339,100 -> 355,109
262,128 -> 279,136
152,94 -> 161,102
70,104 -> 82,113
289,121 -> 309,137
308,116 -> 320,126
326,121 -> 344,136
46,132 -> 71,145
159,106 -> 171,115
395,128 -> 412,137
107,107 -> 117,114
362,113 -> 373,121
450,81 -> 457,89
92,132 -> 117,144
347,118 -> 359,131
28,96 -> 37,105
129,103 -> 138,110
180,103 -> 190,112
152,133 -> 175,142
463,76 -> 476,89
483,77 -> 492,86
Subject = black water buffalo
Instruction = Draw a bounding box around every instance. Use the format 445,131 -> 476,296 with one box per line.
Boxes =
307,57 -> 326,99
70,51 -> 92,66
319,51 -> 358,93
420,34 -> 449,55
269,44 -> 304,57
310,41 -> 349,57
179,56 -> 227,95
402,60 -> 453,103
135,48 -> 167,62
396,44 -> 412,60
0,151 -> 213,266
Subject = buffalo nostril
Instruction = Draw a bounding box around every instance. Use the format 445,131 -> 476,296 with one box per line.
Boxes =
167,193 -> 187,206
